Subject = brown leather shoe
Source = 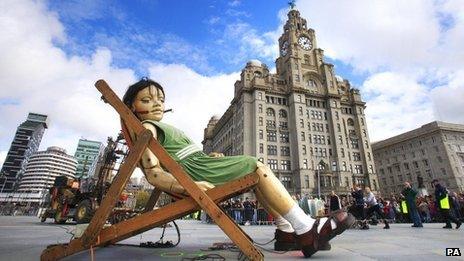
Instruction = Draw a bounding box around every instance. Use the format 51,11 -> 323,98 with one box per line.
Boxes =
318,210 -> 355,245
295,219 -> 320,258
274,229 -> 331,251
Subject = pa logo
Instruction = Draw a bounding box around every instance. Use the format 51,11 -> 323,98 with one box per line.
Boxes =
446,248 -> 461,256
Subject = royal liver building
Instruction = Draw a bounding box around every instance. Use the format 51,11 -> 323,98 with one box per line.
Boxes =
202,9 -> 378,197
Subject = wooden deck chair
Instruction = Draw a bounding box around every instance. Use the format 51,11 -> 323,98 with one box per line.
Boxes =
40,80 -> 264,261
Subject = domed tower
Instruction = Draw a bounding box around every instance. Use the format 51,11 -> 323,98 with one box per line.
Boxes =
202,115 -> 221,154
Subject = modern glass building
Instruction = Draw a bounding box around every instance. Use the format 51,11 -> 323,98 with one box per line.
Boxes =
17,146 -> 77,193
0,113 -> 49,193
74,139 -> 104,178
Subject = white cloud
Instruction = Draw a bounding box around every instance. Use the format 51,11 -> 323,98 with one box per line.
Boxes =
0,0 -> 240,164
147,63 -> 240,145
362,72 -> 434,142
293,0 -> 464,140
0,0 -> 135,156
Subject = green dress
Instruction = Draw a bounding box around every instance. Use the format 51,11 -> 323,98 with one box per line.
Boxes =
143,120 -> 257,185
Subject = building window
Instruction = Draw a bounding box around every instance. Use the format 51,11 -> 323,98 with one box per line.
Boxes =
299,106 -> 303,115
305,175 -> 310,188
301,132 -> 305,141
266,120 -> 276,128
367,152 -> 371,161
279,109 -> 287,118
267,145 -> 277,155
258,104 -> 263,113
281,176 -> 292,189
353,152 -> 361,161
281,146 -> 290,156
413,161 -> 419,168
332,161 -> 337,171
351,139 -> 359,149
279,121 -> 288,129
266,108 -> 275,117
404,162 -> 409,170
302,145 -> 307,155
341,148 -> 345,157
303,159 -> 308,169
259,130 -> 263,139
267,130 -> 277,141
280,132 -> 289,143
342,161 -> 347,171
369,165 -> 374,173
300,119 -> 304,128
347,118 -> 354,126
267,159 -> 278,170
339,135 -> 343,144
259,143 -> 263,153
259,117 -> 263,126
354,165 -> 363,174
281,160 -> 291,170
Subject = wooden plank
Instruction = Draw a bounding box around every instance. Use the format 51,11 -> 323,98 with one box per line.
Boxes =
80,129 -> 152,247
40,173 -> 258,261
143,188 -> 162,213
40,130 -> 151,261
95,79 -> 263,260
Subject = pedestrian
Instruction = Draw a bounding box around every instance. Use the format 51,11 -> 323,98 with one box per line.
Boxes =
364,187 -> 390,229
243,197 -> 254,226
431,179 -> 461,229
449,192 -> 462,222
417,197 -> 431,223
401,182 -> 423,227
328,191 -> 341,213
351,185 -> 368,229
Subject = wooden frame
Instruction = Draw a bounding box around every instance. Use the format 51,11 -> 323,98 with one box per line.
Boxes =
40,80 -> 263,261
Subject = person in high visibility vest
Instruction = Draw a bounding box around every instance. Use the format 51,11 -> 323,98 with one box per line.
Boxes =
432,179 -> 461,229
401,182 -> 423,227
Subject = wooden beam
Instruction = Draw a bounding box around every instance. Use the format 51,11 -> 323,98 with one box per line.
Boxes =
40,173 -> 258,260
80,129 -> 152,247
143,188 -> 162,213
95,79 -> 263,260
40,130 -> 151,261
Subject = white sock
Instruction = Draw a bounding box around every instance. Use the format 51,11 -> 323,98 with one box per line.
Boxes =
275,216 -> 295,233
283,204 -> 315,235
317,217 -> 337,233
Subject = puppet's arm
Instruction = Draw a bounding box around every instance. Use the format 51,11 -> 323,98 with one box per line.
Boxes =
140,123 -> 214,194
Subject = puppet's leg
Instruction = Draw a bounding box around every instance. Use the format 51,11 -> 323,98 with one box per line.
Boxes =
254,187 -> 294,232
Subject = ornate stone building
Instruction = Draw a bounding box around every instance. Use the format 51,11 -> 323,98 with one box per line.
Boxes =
202,9 -> 377,197
373,121 -> 464,196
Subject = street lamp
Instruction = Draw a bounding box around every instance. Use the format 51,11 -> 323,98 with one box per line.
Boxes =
317,160 -> 325,199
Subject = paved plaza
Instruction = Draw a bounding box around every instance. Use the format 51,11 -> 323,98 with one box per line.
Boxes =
0,216 -> 462,261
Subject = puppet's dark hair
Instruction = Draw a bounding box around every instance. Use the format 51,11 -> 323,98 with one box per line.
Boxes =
123,77 -> 165,108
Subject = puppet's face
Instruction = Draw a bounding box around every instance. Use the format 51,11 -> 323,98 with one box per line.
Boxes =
131,85 -> 165,121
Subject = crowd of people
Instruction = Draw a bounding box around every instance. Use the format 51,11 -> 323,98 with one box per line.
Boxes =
193,179 -> 463,230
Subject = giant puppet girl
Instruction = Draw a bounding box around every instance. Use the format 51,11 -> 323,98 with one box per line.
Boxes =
122,78 -> 355,258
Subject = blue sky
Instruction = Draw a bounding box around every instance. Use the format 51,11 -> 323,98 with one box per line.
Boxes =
47,0 -> 364,83
0,0 -> 463,165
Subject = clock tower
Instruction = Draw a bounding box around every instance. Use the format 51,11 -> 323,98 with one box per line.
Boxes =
276,9 -> 337,96
203,5 -> 379,197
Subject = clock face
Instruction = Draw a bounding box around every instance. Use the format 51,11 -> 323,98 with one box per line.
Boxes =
280,41 -> 289,56
298,36 -> 312,50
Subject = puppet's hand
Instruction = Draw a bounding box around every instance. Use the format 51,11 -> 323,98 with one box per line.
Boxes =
194,181 -> 215,192
208,152 -> 224,158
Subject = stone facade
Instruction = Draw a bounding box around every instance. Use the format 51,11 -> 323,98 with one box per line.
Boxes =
373,121 -> 464,196
202,9 -> 377,197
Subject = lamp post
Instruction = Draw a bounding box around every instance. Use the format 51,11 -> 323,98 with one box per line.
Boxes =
317,160 -> 325,199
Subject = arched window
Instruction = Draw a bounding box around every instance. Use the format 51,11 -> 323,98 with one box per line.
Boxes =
258,104 -> 263,113
266,108 -> 275,117
278,109 -> 287,118
254,71 -> 262,77
347,118 -> 354,126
